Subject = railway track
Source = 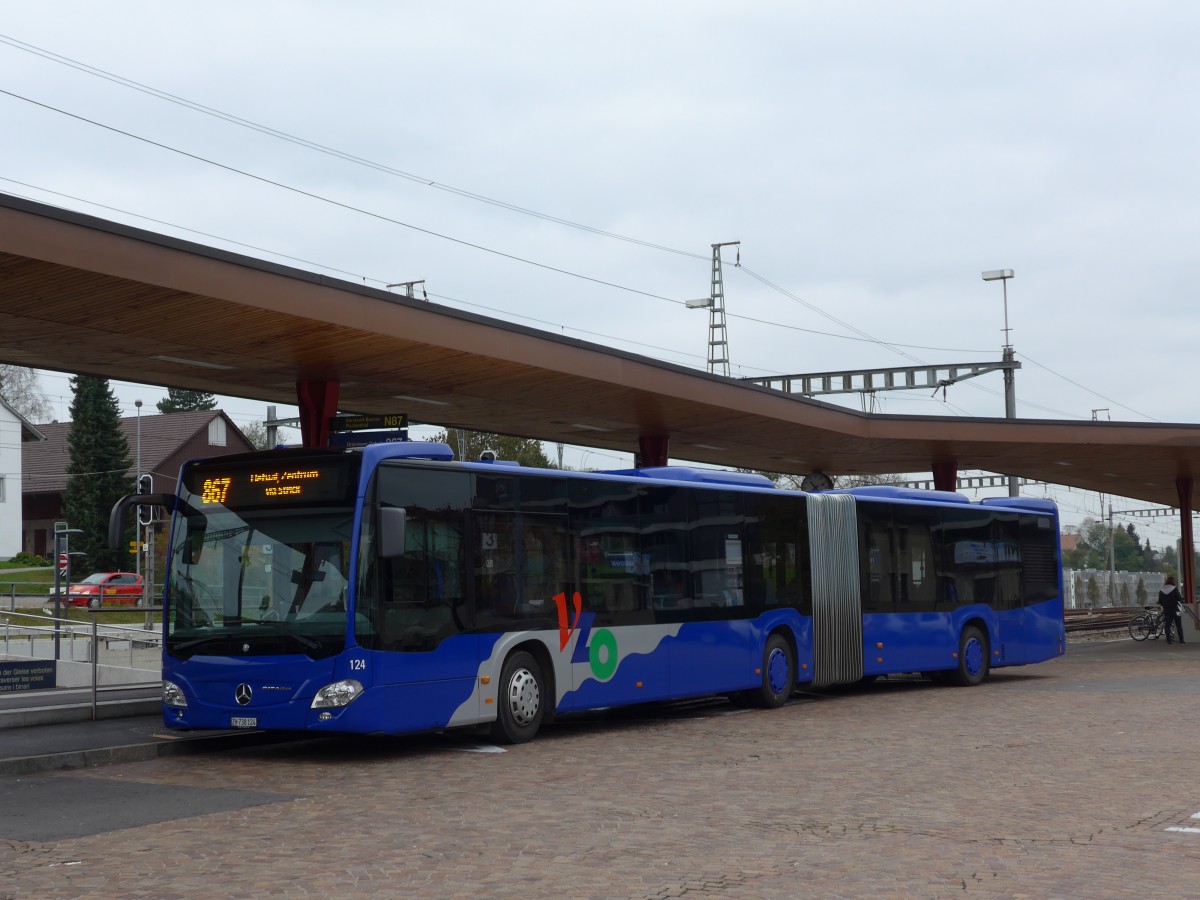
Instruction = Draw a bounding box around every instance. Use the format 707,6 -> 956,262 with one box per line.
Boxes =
1064,607 -> 1139,633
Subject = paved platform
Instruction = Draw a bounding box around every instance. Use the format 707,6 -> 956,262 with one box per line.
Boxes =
3,636 -> 1200,897
0,684 -> 161,731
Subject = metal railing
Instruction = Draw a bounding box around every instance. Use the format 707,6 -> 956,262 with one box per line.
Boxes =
0,580 -> 164,612
0,609 -> 162,717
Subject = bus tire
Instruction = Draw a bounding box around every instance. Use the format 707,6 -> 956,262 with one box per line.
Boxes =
753,633 -> 794,708
490,650 -> 544,744
951,625 -> 989,687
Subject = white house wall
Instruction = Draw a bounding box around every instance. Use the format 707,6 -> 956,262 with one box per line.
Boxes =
0,405 -> 21,559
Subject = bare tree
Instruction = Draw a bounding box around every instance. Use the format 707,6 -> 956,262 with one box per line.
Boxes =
0,365 -> 52,423
835,472 -> 906,488
241,420 -> 292,450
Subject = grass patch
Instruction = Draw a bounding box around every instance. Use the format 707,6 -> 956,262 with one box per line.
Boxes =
0,569 -> 57,590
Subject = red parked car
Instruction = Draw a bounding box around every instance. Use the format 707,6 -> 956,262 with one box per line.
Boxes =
52,572 -> 145,609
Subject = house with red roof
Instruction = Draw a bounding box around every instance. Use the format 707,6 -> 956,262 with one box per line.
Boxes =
21,409 -> 254,557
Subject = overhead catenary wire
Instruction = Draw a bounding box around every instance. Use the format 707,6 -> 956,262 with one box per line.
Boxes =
0,37 -> 1021,363
0,88 -> 693,307
0,172 -> 1126,424
0,176 -> 997,365
0,40 -> 1163,429
0,33 -> 711,262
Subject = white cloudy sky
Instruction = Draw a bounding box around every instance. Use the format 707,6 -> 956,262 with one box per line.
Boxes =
4,2 -> 1198,540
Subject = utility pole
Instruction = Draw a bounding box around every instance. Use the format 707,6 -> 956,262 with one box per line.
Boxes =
265,405 -> 302,449
686,241 -> 739,376
1107,499 -> 1115,606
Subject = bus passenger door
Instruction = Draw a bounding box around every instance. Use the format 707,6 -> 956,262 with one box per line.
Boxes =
570,542 -> 673,707
667,493 -> 756,698
568,480 -> 673,708
994,514 -> 1025,664
365,466 -> 480,732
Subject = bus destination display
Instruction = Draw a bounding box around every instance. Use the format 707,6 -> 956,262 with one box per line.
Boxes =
189,460 -> 350,507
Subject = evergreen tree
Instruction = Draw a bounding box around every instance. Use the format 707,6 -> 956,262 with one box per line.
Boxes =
157,387 -> 217,413
63,376 -> 134,575
1086,575 -> 1100,607
1136,578 -> 1148,604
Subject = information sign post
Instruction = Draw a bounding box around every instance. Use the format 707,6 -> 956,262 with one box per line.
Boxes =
52,524 -> 83,661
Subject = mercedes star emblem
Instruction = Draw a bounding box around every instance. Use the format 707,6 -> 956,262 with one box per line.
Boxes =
235,683 -> 253,706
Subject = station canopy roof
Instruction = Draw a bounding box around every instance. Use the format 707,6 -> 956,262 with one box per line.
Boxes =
2,191 -> 1199,510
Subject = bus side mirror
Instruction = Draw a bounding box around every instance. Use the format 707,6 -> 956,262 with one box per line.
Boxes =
108,492 -> 177,552
379,507 -> 407,558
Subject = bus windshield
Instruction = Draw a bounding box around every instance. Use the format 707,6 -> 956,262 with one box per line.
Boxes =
166,454 -> 360,660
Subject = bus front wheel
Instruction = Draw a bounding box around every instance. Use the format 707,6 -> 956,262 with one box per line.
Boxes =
951,625 -> 989,687
491,650 -> 545,744
753,634 -> 794,708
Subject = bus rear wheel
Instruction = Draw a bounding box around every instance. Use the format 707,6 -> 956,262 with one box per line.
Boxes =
490,650 -> 544,744
753,634 -> 794,708
951,625 -> 989,687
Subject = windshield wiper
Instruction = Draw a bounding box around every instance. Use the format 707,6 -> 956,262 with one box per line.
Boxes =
170,634 -> 235,655
270,625 -> 322,653
170,626 -> 321,656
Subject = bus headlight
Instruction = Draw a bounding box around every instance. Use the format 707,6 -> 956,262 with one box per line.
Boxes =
311,679 -> 364,708
163,680 -> 188,708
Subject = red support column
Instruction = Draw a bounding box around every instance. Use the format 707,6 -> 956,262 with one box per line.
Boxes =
296,379 -> 340,449
1178,477 -> 1194,605
637,434 -> 670,468
931,461 -> 957,493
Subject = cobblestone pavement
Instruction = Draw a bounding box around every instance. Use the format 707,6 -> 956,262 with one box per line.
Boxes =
4,638 -> 1200,898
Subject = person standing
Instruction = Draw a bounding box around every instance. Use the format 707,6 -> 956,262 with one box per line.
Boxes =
1158,575 -> 1185,644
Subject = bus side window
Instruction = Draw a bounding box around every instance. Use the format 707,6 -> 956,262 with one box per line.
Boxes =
516,516 -> 569,620
473,514 -> 518,624
893,506 -> 937,612
859,505 -> 894,613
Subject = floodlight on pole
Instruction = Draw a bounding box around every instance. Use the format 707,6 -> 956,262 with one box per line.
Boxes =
982,268 -> 1018,497
981,269 -> 1015,352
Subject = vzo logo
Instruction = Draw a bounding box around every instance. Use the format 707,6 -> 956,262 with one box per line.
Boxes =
552,591 -> 618,681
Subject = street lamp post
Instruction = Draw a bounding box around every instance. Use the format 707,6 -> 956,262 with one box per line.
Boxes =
982,269 -> 1018,498
134,400 -> 142,577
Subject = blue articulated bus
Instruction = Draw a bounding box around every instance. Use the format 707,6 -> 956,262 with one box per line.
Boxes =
110,441 -> 1064,743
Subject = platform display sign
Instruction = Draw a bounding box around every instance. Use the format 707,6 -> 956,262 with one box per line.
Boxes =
328,429 -> 409,448
0,660 -> 55,693
329,413 -> 409,432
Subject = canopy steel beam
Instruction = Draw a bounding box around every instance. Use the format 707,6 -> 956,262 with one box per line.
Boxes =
743,361 -> 1020,398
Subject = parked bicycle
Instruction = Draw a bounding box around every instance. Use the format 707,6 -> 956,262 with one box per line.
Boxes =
1129,605 -> 1165,641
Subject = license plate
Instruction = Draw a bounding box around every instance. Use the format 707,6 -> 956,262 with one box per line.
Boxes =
230,716 -> 258,729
